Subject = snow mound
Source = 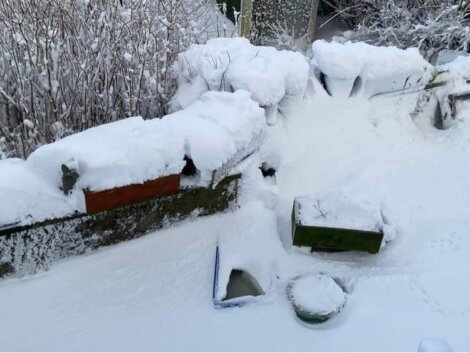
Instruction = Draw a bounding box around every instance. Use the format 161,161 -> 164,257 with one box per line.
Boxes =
312,40 -> 433,97
0,159 -> 79,227
26,90 -> 265,191
215,201 -> 284,301
418,337 -> 453,352
27,116 -> 186,192
162,90 -> 266,184
172,37 -> 309,109
288,274 -> 346,317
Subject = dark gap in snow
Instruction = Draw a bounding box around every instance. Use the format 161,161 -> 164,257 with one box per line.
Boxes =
434,101 -> 445,130
61,164 -> 79,195
319,72 -> 332,96
216,0 -> 239,24
260,162 -> 276,177
182,156 -> 197,176
223,269 -> 264,301
349,76 -> 363,98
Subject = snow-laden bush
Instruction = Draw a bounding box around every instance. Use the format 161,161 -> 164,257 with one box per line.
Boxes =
172,38 -> 309,111
0,0 -> 218,159
328,0 -> 470,60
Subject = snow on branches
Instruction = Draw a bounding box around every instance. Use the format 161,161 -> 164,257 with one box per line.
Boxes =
329,0 -> 470,61
0,0 -> 215,159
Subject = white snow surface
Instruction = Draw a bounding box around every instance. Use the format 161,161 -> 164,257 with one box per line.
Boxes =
27,116 -> 185,193
162,90 -> 266,184
312,40 -> 433,97
418,337 -> 453,352
289,274 -> 346,316
0,159 -> 79,227
429,56 -> 470,128
172,37 -> 309,109
2,42 -> 470,350
295,195 -> 383,232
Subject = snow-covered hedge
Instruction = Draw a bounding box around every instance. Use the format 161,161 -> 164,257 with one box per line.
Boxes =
0,0 -> 225,159
172,38 -> 310,110
311,40 -> 433,97
1,90 -> 265,227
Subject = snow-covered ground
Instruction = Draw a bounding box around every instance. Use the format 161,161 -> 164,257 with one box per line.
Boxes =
1,66 -> 470,349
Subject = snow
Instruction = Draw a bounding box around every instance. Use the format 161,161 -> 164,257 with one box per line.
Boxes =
162,90 -> 266,184
2,39 -> 470,350
0,159 -> 79,227
295,195 -> 383,233
27,116 -> 185,193
1,90 -> 264,226
214,201 -> 284,301
418,337 -> 453,352
311,40 -> 433,97
288,274 -> 346,316
172,37 -> 309,109
435,49 -> 469,66
428,56 -> 470,128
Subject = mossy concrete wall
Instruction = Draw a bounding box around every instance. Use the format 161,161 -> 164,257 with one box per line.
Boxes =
0,175 -> 241,278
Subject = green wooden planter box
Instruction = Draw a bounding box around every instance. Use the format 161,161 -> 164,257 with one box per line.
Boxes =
291,199 -> 383,254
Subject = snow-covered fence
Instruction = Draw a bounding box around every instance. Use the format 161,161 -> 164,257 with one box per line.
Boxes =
417,56 -> 470,129
0,90 -> 266,278
0,0 -> 217,159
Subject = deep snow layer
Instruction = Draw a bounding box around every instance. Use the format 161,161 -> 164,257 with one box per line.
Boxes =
311,40 -> 433,98
0,90 -> 265,227
1,81 -> 470,350
172,37 -> 309,109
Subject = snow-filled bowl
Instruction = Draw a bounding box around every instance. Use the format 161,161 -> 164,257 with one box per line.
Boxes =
287,273 -> 346,324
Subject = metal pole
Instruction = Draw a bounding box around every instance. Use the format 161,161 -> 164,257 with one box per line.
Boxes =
240,0 -> 252,40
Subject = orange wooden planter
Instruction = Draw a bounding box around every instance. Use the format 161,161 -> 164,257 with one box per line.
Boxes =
84,174 -> 181,214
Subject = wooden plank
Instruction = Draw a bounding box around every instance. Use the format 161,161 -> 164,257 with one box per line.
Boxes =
291,200 -> 383,254
85,174 -> 180,214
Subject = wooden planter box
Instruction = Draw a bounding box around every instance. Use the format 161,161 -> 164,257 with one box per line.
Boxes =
85,174 -> 180,214
291,199 -> 383,254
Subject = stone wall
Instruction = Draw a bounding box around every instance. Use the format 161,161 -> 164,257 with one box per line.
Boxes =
0,175 -> 241,278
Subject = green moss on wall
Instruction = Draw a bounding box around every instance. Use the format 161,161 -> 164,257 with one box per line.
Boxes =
0,174 -> 241,278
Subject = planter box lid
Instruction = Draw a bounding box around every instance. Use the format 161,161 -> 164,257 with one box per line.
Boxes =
294,196 -> 382,233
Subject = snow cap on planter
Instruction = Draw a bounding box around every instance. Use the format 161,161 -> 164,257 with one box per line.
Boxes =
27,116 -> 186,193
287,273 -> 346,324
173,37 -> 309,109
161,90 -> 266,186
311,40 -> 433,98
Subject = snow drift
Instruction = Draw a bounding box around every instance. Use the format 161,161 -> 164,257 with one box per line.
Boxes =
172,37 -> 310,109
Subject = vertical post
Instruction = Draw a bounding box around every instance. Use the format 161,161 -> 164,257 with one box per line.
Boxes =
240,0 -> 252,40
306,0 -> 320,45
